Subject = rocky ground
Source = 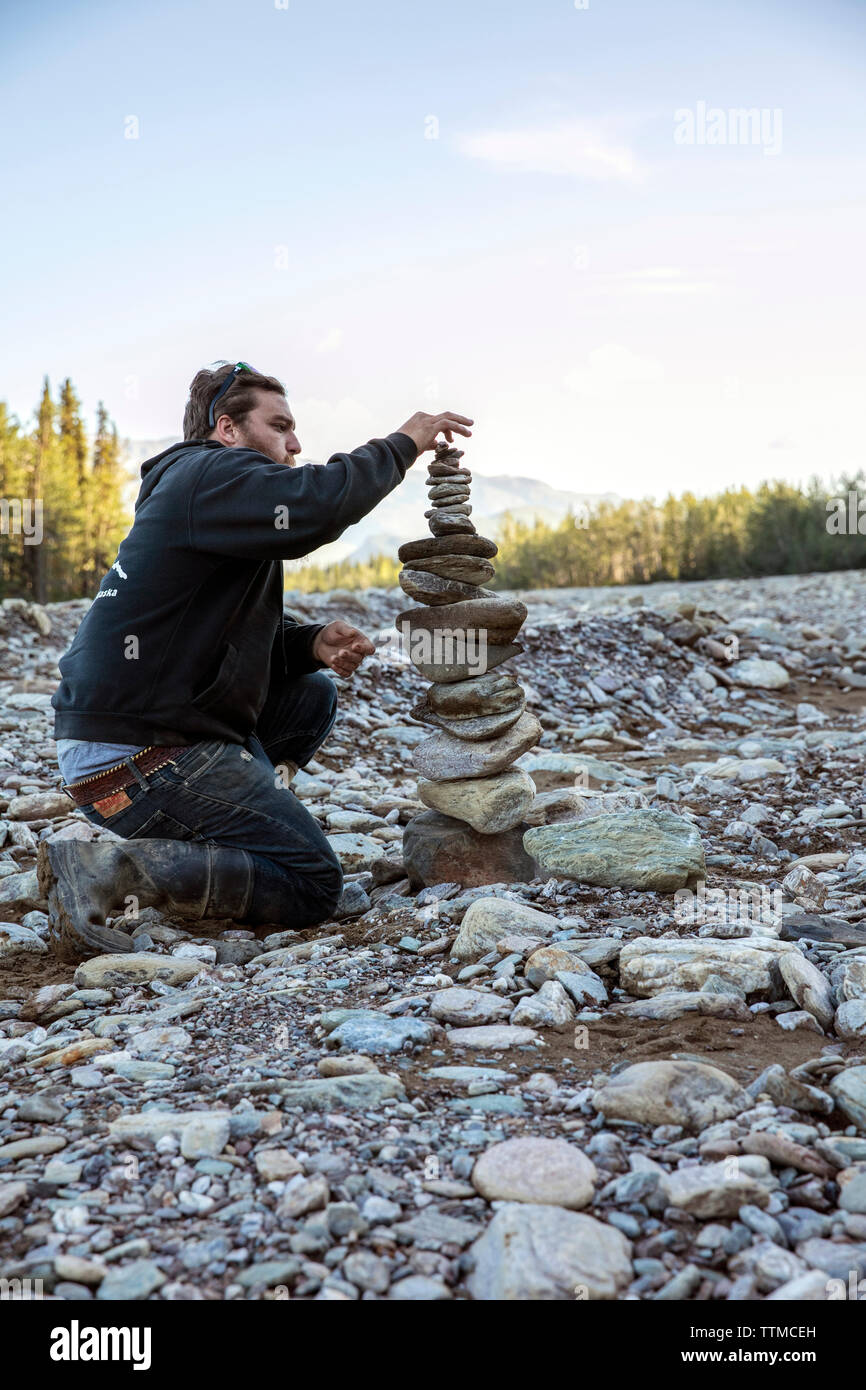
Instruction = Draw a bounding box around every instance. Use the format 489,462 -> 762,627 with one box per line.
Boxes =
2,569 -> 866,1302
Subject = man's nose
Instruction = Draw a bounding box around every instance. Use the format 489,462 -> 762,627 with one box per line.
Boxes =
287,433 -> 301,456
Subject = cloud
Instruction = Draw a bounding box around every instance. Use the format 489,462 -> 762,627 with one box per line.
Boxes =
316,327 -> 343,354
564,344 -> 665,402
592,266 -> 718,296
456,120 -> 643,182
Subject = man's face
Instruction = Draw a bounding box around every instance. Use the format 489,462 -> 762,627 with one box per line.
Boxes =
215,389 -> 301,466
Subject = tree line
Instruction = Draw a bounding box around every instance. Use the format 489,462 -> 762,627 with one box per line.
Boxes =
287,473 -> 866,594
0,380 -> 128,603
2,382 -> 863,602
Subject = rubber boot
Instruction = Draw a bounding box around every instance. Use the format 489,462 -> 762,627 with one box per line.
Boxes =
36,838 -> 255,963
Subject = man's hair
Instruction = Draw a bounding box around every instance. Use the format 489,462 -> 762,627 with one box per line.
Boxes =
183,362 -> 287,440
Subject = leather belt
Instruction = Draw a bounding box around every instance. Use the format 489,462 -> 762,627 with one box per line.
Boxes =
62,745 -> 190,807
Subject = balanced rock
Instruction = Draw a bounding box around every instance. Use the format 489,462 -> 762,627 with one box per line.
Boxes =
405,640 -> 522,684
403,811 -> 537,889
399,569 -> 484,607
397,594 -> 528,647
428,670 -> 525,719
524,809 -> 705,890
429,512 -> 476,537
398,534 -> 497,563
407,554 -> 496,585
417,769 -> 535,833
413,711 -> 541,781
433,706 -> 525,740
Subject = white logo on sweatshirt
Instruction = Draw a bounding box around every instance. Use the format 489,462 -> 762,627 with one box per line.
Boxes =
110,559 -> 128,580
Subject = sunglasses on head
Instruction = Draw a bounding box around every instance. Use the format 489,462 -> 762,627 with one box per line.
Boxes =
207,361 -> 259,429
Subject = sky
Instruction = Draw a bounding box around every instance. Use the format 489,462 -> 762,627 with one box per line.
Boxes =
1,0 -> 864,500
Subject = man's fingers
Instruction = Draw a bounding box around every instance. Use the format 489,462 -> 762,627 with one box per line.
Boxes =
436,414 -> 478,436
436,412 -> 473,425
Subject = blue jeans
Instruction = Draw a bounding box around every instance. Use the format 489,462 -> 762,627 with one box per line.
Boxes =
77,671 -> 343,929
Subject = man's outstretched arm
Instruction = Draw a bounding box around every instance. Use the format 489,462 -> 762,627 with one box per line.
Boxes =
188,411 -> 473,561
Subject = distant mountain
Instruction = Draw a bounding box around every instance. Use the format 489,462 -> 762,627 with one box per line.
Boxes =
122,439 -> 618,561
312,471 -> 621,565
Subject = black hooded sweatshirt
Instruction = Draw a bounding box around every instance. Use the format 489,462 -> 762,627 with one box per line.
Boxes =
51,432 -> 417,747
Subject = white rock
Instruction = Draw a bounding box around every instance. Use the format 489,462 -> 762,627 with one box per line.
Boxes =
452,898 -> 559,962
466,1204 -> 632,1300
778,953 -> 835,1030
510,980 -> 575,1028
472,1138 -> 597,1209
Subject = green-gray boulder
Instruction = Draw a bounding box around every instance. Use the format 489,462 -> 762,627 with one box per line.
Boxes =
523,809 -> 705,891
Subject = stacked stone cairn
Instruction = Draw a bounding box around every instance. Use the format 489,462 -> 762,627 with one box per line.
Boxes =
397,442 -> 542,887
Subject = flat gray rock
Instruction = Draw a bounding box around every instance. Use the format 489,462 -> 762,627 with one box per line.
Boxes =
466,1204 -> 632,1300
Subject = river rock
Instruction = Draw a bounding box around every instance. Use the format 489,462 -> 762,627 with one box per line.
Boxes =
453,897 -> 559,960
0,922 -> 48,962
593,1060 -> 747,1131
73,953 -> 204,990
399,569 -> 484,606
398,595 -> 528,647
516,752 -> 632,790
406,641 -> 523,684
405,554 -> 497,586
778,952 -> 835,1030
325,1014 -> 437,1054
428,513 -> 477,537
472,1138 -> 597,1208
510,980 -> 575,1028
524,809 -> 705,890
614,991 -> 750,1021
830,1067 -> 866,1132
432,707 -> 526,741
729,658 -> 790,689
427,670 -> 525,717
430,987 -> 512,1026
835,1000 -> 866,1039
7,790 -> 73,820
466,1204 -> 632,1300
661,1156 -> 778,1217
446,1025 -> 540,1049
403,811 -> 537,889
398,534 -> 497,563
619,936 -> 797,997
413,712 -> 541,781
417,770 -> 535,833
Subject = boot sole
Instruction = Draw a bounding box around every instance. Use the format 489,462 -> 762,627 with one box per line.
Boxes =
37,841 -> 135,962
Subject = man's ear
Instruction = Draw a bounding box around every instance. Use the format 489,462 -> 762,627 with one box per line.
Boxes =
215,415 -> 236,445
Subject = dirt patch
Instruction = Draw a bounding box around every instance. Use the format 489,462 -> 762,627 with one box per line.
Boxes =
406,1011 -> 855,1101
0,952 -> 77,999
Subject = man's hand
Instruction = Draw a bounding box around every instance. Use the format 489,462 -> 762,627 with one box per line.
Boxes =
312,620 -> 375,678
397,410 -> 473,454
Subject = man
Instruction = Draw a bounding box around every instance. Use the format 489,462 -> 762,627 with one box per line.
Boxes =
41,360 -> 472,960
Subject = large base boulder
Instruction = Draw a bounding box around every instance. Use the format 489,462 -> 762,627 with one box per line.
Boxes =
402,811 -> 538,889
523,808 -> 705,891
